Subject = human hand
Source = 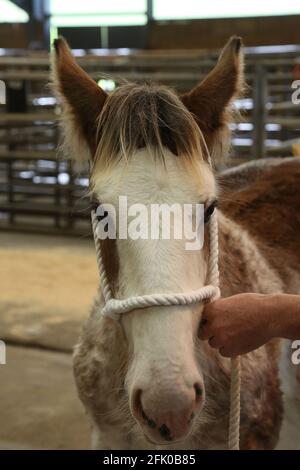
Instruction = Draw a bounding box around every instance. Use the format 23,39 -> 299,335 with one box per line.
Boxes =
199,293 -> 277,357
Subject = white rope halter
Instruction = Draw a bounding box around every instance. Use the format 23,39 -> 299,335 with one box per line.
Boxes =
91,209 -> 241,450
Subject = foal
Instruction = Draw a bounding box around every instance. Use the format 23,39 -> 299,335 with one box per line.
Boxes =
52,36 -> 299,449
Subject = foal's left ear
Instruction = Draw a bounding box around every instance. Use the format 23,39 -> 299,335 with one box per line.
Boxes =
181,36 -> 244,160
51,37 -> 108,165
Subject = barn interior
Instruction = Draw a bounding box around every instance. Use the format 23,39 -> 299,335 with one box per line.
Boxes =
0,0 -> 300,450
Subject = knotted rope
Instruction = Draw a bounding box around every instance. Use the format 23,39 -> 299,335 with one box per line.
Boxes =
91,209 -> 241,450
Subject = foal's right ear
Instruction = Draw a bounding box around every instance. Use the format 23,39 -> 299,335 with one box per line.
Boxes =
51,37 -> 108,165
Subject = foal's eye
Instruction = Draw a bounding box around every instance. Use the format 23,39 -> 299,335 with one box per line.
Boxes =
204,200 -> 217,223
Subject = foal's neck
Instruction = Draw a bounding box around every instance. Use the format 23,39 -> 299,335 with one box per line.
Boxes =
217,211 -> 283,297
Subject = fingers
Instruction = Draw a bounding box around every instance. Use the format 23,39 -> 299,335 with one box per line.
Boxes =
199,300 -> 219,339
201,328 -> 238,358
205,342 -> 237,358
200,313 -> 222,348
219,347 -> 233,358
206,334 -> 235,356
199,320 -> 210,340
200,303 -> 247,357
199,300 -> 236,356
208,336 -> 220,349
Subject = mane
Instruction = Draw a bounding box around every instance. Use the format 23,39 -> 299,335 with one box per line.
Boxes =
92,83 -> 208,176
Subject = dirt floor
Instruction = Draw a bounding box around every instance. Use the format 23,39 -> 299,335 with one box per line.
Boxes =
0,231 -> 98,449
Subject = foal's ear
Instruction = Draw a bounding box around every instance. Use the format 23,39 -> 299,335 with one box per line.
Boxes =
51,37 -> 108,165
181,36 -> 244,160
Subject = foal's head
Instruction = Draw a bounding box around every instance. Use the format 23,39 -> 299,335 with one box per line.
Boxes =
52,37 -> 244,445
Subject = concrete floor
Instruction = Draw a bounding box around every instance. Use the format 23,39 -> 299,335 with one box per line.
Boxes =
0,345 -> 90,449
0,231 -> 96,449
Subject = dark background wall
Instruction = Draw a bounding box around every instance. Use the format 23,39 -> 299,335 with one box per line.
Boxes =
0,24 -> 29,48
0,22 -> 43,49
148,16 -> 300,49
0,15 -> 300,50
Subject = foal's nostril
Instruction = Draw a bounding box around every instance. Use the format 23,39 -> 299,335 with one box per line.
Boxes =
132,389 -> 157,429
159,424 -> 172,441
142,409 -> 156,429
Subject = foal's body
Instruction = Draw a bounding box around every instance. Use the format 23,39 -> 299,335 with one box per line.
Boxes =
74,159 -> 300,450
